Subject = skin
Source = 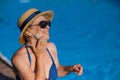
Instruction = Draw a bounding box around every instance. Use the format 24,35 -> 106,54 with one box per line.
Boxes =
12,16 -> 83,80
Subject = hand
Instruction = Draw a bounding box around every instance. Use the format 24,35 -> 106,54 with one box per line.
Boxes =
28,37 -> 47,57
73,64 -> 83,76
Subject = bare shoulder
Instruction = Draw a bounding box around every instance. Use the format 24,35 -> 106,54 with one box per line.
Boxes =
12,46 -> 35,80
48,42 -> 57,54
11,46 -> 28,70
48,42 -> 60,68
12,46 -> 25,60
48,42 -> 56,47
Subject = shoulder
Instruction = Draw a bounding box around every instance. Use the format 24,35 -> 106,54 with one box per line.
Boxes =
48,42 -> 56,49
11,45 -> 28,69
12,46 -> 34,79
48,42 -> 58,56
48,42 -> 57,53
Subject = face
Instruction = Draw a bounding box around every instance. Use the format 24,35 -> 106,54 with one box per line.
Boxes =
24,16 -> 50,40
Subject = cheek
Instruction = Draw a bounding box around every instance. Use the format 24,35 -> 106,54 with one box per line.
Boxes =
32,27 -> 40,33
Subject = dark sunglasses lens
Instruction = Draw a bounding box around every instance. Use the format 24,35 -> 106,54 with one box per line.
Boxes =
48,21 -> 51,27
39,21 -> 51,28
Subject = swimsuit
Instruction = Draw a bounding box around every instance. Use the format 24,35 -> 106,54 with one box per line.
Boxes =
16,44 -> 58,80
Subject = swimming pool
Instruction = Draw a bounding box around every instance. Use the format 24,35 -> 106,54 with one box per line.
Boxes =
0,0 -> 120,80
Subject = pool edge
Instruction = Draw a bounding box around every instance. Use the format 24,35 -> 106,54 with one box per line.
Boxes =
0,52 -> 12,67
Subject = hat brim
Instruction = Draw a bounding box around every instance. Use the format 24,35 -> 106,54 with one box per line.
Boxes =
19,10 -> 54,44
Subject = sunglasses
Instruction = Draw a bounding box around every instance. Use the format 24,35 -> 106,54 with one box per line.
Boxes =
30,21 -> 51,28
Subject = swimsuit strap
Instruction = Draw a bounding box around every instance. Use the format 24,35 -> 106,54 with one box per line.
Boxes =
25,44 -> 53,66
24,45 -> 57,80
46,48 -> 54,62
46,48 -> 58,80
25,44 -> 32,66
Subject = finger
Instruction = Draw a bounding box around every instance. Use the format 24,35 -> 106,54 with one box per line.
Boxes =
40,39 -> 47,47
41,40 -> 47,50
74,67 -> 79,72
36,39 -> 47,51
73,64 -> 83,75
28,42 -> 36,53
36,38 -> 42,47
77,66 -> 83,76
36,38 -> 44,48
78,70 -> 83,75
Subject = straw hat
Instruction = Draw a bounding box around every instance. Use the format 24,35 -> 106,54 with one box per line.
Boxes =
18,8 -> 54,44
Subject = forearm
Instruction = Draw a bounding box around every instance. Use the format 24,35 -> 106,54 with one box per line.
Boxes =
57,65 -> 74,77
35,56 -> 46,80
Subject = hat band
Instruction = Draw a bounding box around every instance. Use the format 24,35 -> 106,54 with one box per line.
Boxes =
20,11 -> 41,31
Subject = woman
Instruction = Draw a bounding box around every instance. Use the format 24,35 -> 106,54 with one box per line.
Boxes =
12,8 -> 83,80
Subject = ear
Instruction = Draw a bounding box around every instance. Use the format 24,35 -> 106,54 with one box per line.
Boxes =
24,29 -> 32,37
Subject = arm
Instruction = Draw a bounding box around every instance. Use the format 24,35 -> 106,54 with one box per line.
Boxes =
12,51 -> 46,80
12,38 -> 47,80
50,43 -> 83,77
57,64 -> 83,77
57,65 -> 74,77
34,55 -> 46,80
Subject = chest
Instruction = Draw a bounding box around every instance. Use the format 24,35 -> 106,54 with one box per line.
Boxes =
29,49 -> 55,77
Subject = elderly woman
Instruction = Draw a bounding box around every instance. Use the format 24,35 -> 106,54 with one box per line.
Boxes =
12,8 -> 83,80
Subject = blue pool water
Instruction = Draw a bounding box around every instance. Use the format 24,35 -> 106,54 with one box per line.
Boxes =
0,0 -> 120,80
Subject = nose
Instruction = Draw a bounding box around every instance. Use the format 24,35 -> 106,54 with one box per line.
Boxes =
46,25 -> 50,29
